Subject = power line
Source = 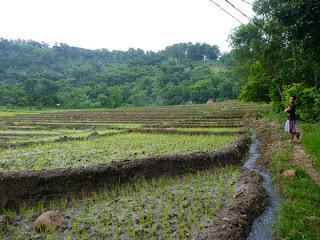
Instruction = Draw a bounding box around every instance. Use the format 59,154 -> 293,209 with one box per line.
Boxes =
223,0 -> 253,22
208,0 -> 244,25
208,0 -> 270,35
237,0 -> 254,7
222,0 -> 271,34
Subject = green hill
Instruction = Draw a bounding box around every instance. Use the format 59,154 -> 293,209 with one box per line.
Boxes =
0,39 -> 237,108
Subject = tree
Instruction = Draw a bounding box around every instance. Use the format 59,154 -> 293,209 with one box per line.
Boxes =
107,86 -> 123,108
189,79 -> 216,103
230,0 -> 320,119
0,38 -> 236,109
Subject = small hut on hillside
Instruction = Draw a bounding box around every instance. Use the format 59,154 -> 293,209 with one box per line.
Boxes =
206,97 -> 215,104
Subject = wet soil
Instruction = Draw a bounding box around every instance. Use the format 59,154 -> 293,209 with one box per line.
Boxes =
197,169 -> 267,240
127,128 -> 243,135
243,119 -> 286,169
0,135 -> 251,205
0,128 -> 242,149
0,131 -> 125,149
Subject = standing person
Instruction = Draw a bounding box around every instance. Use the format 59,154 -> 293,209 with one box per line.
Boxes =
284,96 -> 300,142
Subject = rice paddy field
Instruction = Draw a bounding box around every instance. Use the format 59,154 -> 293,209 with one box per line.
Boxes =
0,101 -> 269,239
3,167 -> 238,239
0,133 -> 236,172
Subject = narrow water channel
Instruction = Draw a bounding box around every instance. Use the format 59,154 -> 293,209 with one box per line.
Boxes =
244,131 -> 282,240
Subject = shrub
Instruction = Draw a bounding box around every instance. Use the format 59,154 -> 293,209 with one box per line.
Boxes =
283,83 -> 320,121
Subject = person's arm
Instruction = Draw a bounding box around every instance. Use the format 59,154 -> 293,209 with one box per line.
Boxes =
284,105 -> 291,113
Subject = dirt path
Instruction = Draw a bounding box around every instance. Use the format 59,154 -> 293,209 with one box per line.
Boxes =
244,118 -> 320,186
291,143 -> 320,185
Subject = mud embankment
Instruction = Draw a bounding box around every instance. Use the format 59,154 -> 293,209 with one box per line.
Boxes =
0,131 -> 127,149
0,128 -> 244,149
0,135 -> 251,205
198,169 -> 267,240
127,128 -> 243,135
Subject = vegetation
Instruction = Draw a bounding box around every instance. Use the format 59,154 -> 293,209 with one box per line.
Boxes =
0,100 -> 281,240
0,129 -> 121,143
259,109 -> 320,239
230,0 -> 320,121
1,166 -> 238,239
176,127 -> 241,132
270,143 -> 320,239
0,132 -> 236,172
0,101 -> 260,238
300,124 -> 320,173
0,39 -> 238,108
3,0 -> 320,238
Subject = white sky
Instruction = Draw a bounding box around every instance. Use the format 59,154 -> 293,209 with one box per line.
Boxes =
0,0 -> 254,52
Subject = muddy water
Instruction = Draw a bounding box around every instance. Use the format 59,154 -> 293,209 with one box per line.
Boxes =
244,131 -> 282,240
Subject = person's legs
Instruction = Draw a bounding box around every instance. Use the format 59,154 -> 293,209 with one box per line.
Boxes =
288,120 -> 293,141
288,120 -> 299,142
289,120 -> 300,141
292,120 -> 300,140
293,132 -> 300,140
296,131 -> 300,140
289,132 -> 294,142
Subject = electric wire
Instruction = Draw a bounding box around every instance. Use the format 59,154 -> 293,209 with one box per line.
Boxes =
237,0 -> 254,7
208,0 -> 244,25
223,0 -> 253,21
216,0 -> 271,34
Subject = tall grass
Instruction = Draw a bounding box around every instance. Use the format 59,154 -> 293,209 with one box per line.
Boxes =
300,124 -> 320,173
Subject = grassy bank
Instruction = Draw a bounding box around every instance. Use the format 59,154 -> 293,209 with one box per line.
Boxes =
270,142 -> 320,239
300,124 -> 320,173
254,115 -> 320,239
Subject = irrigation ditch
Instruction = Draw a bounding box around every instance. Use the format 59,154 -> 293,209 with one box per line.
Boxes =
0,129 -> 277,239
206,131 -> 282,240
245,131 -> 281,240
196,130 -> 281,240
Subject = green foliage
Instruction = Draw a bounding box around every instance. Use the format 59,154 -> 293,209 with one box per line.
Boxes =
239,61 -> 270,102
230,0 -> 320,121
164,42 -> 220,62
270,143 -> 320,240
283,83 -> 320,121
0,39 -> 238,108
300,124 -> 320,173
189,79 -> 215,103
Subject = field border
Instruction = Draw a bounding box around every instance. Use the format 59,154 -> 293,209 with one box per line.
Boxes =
0,131 -> 126,149
198,169 -> 267,240
0,134 -> 251,204
0,128 -> 244,149
127,128 -> 243,135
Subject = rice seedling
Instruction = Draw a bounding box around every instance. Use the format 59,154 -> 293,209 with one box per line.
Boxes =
0,133 -> 236,172
1,166 -> 239,239
0,102 -> 266,239
176,127 -> 241,132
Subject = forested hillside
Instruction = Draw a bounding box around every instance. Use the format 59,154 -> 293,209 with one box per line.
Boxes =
230,0 -> 320,121
0,40 -> 237,108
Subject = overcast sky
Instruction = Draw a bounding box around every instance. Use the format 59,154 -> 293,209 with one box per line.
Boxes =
0,0 -> 254,52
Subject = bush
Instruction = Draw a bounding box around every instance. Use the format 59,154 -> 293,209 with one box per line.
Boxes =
283,83 -> 320,121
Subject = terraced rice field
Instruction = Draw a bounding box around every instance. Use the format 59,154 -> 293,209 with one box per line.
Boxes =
0,129 -> 121,144
3,166 -> 237,239
0,133 -> 236,172
0,101 -> 268,239
175,127 -> 241,132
